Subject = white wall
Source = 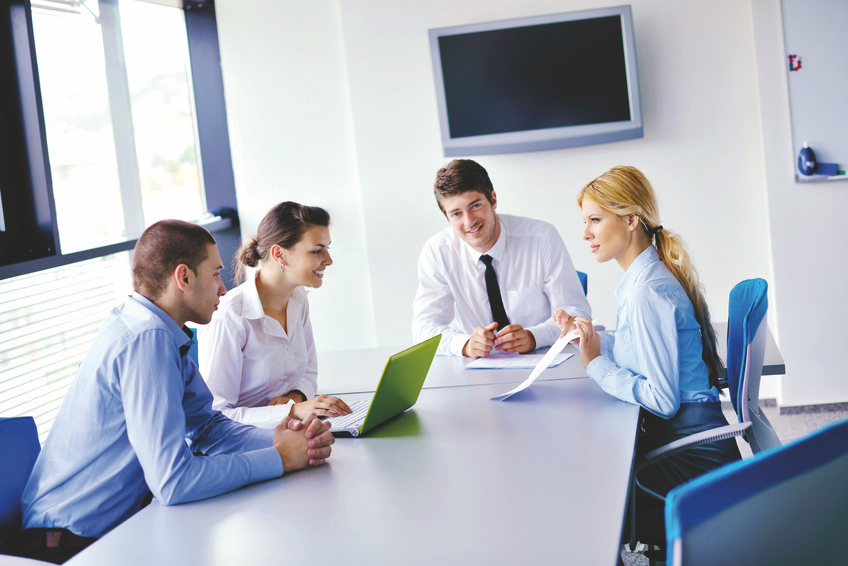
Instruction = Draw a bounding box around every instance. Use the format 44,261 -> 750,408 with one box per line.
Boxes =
750,0 -> 848,406
214,1 -> 377,350
337,0 -> 771,345
215,0 -> 848,406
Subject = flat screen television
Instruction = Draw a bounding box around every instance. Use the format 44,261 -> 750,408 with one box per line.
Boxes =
428,5 -> 642,157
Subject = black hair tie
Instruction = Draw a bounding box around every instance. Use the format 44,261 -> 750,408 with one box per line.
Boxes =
650,225 -> 664,237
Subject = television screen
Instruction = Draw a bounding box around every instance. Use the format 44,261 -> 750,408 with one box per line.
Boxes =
429,6 -> 642,156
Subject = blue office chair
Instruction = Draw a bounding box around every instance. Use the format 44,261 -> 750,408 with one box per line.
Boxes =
187,338 -> 199,367
576,270 -> 588,296
726,278 -> 780,453
627,279 -> 779,561
0,417 -> 41,555
665,417 -> 848,565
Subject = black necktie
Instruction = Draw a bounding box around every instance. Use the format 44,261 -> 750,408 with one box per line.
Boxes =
480,254 -> 509,331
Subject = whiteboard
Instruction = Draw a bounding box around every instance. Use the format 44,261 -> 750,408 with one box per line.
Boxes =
782,0 -> 848,182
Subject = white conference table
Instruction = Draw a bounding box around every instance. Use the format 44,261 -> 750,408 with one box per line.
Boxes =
64,323 -> 784,565
317,322 -> 784,395
67,373 -> 640,566
318,342 -> 586,394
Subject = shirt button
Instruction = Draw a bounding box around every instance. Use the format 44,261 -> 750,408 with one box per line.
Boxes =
287,346 -> 293,352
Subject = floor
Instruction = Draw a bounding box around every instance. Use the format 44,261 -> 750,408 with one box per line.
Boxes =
619,401 -> 848,565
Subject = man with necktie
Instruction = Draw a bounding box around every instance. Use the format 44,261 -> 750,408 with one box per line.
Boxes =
412,159 -> 591,358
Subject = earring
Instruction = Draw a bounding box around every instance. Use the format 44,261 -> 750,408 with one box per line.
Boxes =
280,264 -> 285,274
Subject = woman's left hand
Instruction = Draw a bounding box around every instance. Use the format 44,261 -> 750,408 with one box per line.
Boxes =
573,317 -> 601,369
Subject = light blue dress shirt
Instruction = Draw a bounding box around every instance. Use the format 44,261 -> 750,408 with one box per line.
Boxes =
22,293 -> 283,538
586,246 -> 720,418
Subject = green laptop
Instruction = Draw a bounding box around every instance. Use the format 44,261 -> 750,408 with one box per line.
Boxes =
327,334 -> 441,437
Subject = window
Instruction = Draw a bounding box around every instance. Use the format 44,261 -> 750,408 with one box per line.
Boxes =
32,0 -> 205,253
0,0 -> 240,438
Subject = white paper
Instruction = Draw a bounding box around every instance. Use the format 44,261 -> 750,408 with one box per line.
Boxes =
491,329 -> 579,401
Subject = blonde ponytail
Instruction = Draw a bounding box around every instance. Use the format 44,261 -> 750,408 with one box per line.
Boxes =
653,229 -> 722,389
578,166 -> 722,389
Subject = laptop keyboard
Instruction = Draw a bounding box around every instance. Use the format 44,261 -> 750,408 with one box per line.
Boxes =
327,399 -> 371,429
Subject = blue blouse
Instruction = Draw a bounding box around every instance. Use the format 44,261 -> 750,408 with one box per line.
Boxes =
586,246 -> 719,418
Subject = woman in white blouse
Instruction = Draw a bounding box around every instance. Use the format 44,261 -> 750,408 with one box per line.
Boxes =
199,202 -> 350,427
555,166 -> 740,543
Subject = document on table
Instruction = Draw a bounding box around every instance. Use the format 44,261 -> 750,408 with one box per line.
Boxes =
491,330 -> 579,401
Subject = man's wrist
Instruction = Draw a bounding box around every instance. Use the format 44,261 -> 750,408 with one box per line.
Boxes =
525,330 -> 536,353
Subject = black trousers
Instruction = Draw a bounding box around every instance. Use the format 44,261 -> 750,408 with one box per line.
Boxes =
15,528 -> 97,564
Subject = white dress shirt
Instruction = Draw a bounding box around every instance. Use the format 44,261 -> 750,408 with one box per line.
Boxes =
413,214 -> 591,356
198,273 -> 318,427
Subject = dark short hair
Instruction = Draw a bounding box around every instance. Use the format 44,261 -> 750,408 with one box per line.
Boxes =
433,159 -> 495,214
132,220 -> 216,300
236,201 -> 330,283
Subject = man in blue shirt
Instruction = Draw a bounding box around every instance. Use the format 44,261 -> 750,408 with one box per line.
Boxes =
18,220 -> 334,563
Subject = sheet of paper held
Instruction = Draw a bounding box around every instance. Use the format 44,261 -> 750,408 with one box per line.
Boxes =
490,329 -> 580,401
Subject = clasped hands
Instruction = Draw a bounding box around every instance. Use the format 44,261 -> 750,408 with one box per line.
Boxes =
552,309 -> 600,369
272,414 -> 335,472
462,321 -> 536,358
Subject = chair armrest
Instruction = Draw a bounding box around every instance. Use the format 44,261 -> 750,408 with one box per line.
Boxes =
644,422 -> 751,464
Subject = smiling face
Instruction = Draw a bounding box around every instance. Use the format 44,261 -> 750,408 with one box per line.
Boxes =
281,225 -> 333,288
580,198 -> 641,268
184,243 -> 227,325
441,190 -> 501,254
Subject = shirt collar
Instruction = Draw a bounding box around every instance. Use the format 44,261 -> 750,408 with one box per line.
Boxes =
130,292 -> 194,356
241,271 -> 267,320
615,245 -> 660,303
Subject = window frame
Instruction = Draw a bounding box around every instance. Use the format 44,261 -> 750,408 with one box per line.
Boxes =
0,0 -> 241,288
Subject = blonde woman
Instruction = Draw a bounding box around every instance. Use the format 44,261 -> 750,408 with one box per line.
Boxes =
555,166 -> 740,540
199,202 -> 350,427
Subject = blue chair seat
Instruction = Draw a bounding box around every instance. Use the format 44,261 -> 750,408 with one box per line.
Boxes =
0,417 -> 41,555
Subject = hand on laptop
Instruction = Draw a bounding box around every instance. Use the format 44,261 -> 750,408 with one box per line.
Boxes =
493,324 -> 536,354
273,415 -> 335,471
289,394 -> 352,420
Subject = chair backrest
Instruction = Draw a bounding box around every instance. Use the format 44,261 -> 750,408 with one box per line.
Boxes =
726,278 -> 767,418
725,278 -> 780,452
576,271 -> 588,296
665,418 -> 848,566
184,324 -> 200,367
0,417 -> 40,554
187,338 -> 199,367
